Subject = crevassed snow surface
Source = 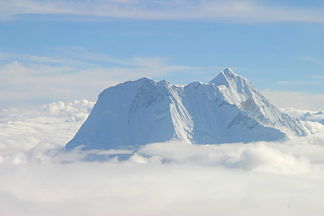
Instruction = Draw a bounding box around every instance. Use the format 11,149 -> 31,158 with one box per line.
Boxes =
66,68 -> 309,150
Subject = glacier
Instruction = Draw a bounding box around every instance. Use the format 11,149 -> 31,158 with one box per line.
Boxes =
66,68 -> 309,150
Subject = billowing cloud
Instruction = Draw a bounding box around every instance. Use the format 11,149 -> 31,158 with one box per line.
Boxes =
0,100 -> 94,164
1,101 -> 324,215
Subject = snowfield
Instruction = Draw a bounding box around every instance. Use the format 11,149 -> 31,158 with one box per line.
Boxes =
1,99 -> 324,216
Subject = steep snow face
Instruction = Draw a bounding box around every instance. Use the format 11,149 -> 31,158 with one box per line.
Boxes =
182,82 -> 285,144
66,78 -> 177,150
66,68 -> 309,150
210,68 -> 308,137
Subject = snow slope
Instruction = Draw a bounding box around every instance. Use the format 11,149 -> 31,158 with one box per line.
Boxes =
282,107 -> 324,125
66,68 -> 309,150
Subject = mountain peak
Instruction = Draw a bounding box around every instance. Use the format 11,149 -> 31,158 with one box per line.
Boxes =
66,70 -> 309,150
222,67 -> 237,78
210,68 -> 252,94
210,68 -> 241,86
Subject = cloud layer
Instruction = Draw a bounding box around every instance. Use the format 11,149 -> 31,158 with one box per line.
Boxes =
1,101 -> 324,215
0,100 -> 94,164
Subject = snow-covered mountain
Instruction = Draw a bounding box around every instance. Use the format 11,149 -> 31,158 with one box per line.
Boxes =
66,68 -> 309,150
281,107 -> 324,125
301,112 -> 324,124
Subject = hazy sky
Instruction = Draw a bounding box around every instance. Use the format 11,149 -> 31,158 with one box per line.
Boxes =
0,0 -> 324,108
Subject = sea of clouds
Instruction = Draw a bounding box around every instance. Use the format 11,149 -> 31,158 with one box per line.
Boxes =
1,100 -> 324,216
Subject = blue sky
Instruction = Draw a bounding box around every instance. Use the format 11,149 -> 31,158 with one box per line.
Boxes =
0,0 -> 324,109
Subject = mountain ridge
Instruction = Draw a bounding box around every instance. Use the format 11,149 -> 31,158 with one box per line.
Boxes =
66,68 -> 309,150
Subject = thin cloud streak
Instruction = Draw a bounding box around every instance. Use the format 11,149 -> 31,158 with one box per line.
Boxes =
300,56 -> 324,67
1,0 -> 324,23
277,80 -> 321,86
0,49 -> 212,107
262,89 -> 324,110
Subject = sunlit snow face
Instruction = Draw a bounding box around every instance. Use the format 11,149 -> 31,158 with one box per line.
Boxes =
1,101 -> 324,216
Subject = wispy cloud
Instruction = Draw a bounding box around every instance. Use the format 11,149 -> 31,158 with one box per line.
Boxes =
0,49 -> 210,107
262,89 -> 324,110
312,75 -> 324,80
277,80 -> 321,86
1,0 -> 324,23
275,57 -> 324,88
299,56 -> 324,67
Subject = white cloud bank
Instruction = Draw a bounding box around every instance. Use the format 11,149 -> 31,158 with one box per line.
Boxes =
0,100 -> 94,164
1,101 -> 324,215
